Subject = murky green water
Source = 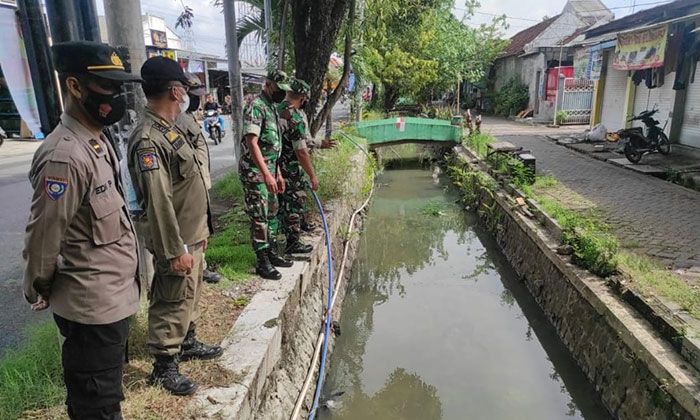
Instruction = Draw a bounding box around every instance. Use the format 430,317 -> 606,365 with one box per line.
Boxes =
319,167 -> 611,420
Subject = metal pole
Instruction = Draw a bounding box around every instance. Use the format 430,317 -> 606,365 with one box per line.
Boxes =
553,44 -> 564,126
264,0 -> 273,63
17,0 -> 61,134
224,0 -> 243,170
45,0 -> 80,42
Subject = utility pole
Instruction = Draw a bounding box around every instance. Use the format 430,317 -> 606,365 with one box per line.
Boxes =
17,0 -> 61,134
46,0 -> 100,43
224,0 -> 243,170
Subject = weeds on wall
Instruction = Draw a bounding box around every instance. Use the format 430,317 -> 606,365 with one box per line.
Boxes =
491,77 -> 529,117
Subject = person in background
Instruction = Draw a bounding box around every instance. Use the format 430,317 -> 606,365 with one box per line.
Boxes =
223,94 -> 232,115
177,73 -> 223,284
202,93 -> 225,139
23,41 -> 141,420
128,57 -> 222,397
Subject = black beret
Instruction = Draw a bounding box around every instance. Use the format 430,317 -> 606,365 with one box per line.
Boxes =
51,41 -> 141,82
141,56 -> 188,85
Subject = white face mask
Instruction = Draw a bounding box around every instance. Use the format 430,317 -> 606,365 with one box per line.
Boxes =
179,92 -> 190,114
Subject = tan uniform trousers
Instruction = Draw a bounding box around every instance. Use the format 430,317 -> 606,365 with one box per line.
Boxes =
147,242 -> 205,356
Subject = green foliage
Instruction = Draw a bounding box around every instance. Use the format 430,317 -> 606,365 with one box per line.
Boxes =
464,133 -> 493,157
0,322 -> 64,419
356,0 -> 506,110
362,109 -> 386,121
492,78 -> 529,117
555,110 -> 569,125
420,200 -> 448,216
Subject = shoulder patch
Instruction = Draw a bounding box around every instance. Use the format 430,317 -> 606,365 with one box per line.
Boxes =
137,148 -> 159,172
45,177 -> 69,200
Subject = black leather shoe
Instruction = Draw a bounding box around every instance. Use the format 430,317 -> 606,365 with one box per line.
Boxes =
286,238 -> 313,254
179,330 -> 223,361
148,356 -> 197,396
256,250 -> 282,280
203,268 -> 222,284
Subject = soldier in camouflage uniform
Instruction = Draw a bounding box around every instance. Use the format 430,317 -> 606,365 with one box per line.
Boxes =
240,70 -> 294,280
277,78 -> 319,254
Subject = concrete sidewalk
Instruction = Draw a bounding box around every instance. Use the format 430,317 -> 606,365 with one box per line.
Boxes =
482,117 -> 700,270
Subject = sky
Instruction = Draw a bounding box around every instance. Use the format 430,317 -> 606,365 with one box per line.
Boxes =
96,0 -> 672,59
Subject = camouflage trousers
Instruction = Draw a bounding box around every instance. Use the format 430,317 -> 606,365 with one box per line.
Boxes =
242,180 -> 279,252
279,162 -> 308,239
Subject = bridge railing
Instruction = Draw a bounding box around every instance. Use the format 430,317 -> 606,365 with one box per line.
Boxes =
355,117 -> 463,145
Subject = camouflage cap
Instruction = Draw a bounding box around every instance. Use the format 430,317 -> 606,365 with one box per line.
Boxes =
289,78 -> 310,95
266,69 -> 291,91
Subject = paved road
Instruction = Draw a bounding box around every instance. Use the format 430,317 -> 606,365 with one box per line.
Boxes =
484,118 -> 700,269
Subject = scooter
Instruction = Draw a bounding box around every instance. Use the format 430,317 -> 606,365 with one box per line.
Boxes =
616,108 -> 670,164
205,110 -> 223,145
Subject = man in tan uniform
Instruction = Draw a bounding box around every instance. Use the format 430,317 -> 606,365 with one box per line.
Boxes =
177,73 -> 222,284
128,57 -> 221,396
23,41 -> 141,420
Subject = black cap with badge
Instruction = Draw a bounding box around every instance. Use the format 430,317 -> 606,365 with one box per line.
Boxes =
51,41 -> 142,82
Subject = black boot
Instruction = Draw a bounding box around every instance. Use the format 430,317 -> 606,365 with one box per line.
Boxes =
286,236 -> 313,254
256,250 -> 282,280
268,241 -> 293,267
203,268 -> 222,284
301,220 -> 318,232
179,330 -> 223,361
147,355 -> 197,396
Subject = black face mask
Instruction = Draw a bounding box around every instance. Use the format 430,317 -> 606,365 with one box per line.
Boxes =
272,89 -> 286,103
187,94 -> 201,112
82,87 -> 126,126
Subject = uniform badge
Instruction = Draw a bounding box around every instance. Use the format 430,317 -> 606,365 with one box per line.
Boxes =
45,177 -> 68,200
88,139 -> 104,154
137,149 -> 159,172
110,52 -> 123,67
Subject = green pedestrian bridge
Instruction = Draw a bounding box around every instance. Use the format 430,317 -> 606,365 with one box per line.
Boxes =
355,117 -> 463,147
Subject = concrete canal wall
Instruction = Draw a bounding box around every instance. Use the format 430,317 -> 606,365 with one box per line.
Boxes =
452,145 -> 700,420
189,151 -> 369,419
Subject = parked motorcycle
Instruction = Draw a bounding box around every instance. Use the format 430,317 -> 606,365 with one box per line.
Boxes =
616,108 -> 670,164
205,110 -> 223,145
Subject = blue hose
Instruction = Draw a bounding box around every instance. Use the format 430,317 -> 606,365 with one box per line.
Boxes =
308,190 -> 333,420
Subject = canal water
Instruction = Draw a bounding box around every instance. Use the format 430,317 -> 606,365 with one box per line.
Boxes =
318,166 -> 611,420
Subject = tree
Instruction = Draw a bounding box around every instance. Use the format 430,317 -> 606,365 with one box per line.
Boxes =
356,0 -> 507,111
292,0 -> 354,136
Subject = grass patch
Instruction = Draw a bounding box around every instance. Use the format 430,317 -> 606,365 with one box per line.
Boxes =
208,173 -> 255,283
313,130 -> 375,203
419,201 -> 448,216
361,109 -> 385,121
619,252 -> 700,318
212,171 -> 244,201
206,209 -> 256,282
0,322 -> 64,419
464,133 -> 493,158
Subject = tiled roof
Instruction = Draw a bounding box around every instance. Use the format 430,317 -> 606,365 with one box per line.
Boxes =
501,15 -> 560,58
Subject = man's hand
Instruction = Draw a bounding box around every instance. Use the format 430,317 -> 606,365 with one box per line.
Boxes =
264,173 -> 278,194
171,253 -> 194,275
309,176 -> 319,191
277,173 -> 286,194
321,139 -> 337,149
203,238 -> 209,252
31,295 -> 49,311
